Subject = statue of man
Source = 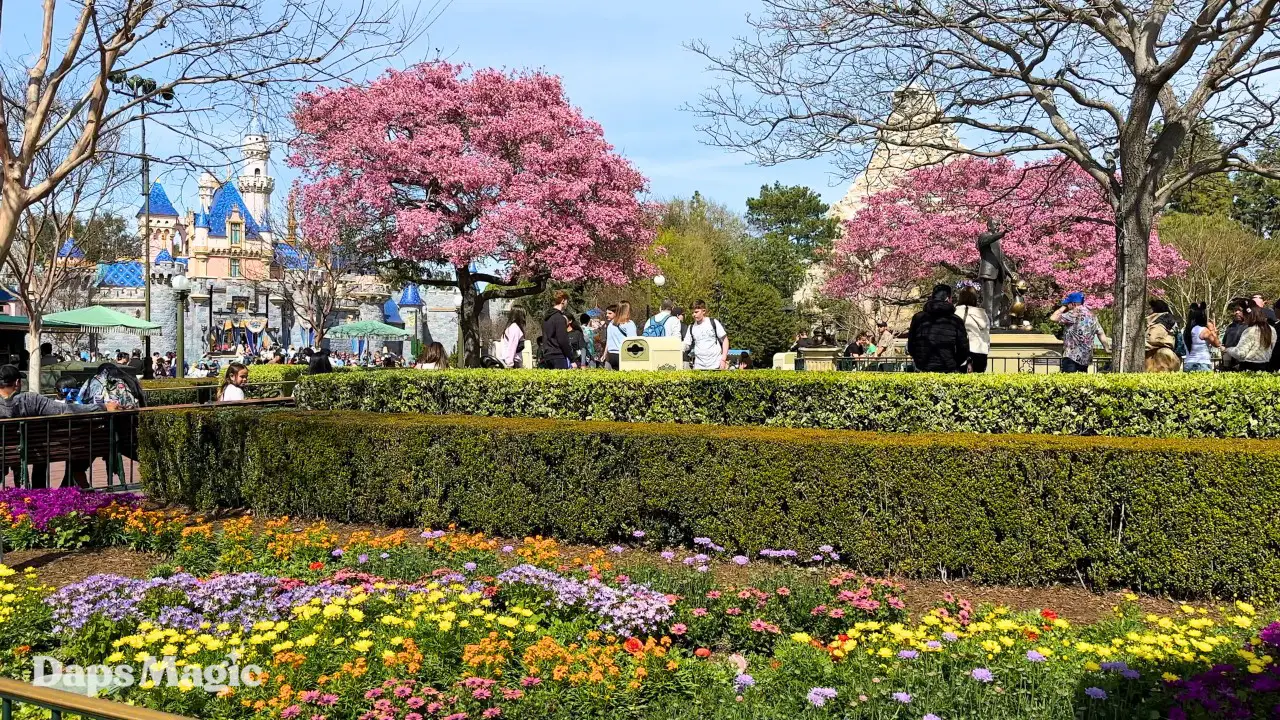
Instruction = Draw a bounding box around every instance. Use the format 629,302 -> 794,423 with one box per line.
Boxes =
976,218 -> 1018,326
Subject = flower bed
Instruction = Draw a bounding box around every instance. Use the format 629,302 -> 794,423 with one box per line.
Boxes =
0,489 -> 183,551
0,520 -> 1274,719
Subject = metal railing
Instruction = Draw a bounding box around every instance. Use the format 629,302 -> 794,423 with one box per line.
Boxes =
0,677 -> 193,720
41,381 -> 296,406
797,354 -> 1113,373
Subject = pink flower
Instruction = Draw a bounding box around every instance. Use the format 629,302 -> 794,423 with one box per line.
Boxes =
706,591 -> 722,600
426,703 -> 444,713
776,587 -> 791,597
300,690 -> 320,703
282,706 -> 301,720
725,607 -> 742,616
501,688 -> 524,700
692,608 -> 708,617
483,709 -> 502,719
472,688 -> 492,700
670,623 -> 687,636
520,677 -> 542,688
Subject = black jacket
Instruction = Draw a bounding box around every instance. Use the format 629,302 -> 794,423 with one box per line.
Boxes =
907,298 -> 970,372
540,308 -> 572,366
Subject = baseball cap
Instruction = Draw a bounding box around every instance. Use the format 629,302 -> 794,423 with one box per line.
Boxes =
876,320 -> 888,327
1063,292 -> 1085,305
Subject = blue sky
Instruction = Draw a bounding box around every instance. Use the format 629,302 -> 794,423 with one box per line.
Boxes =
419,0 -> 849,212
6,1 -> 851,216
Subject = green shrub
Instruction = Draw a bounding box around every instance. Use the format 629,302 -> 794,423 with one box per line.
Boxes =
140,407 -> 1280,598
293,369 -> 1280,438
141,365 -> 309,405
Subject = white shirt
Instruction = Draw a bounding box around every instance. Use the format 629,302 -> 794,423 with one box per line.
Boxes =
220,384 -> 246,402
646,312 -> 682,337
955,305 -> 991,355
683,317 -> 727,370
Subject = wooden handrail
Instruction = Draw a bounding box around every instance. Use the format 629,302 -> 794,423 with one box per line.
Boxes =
0,677 -> 194,720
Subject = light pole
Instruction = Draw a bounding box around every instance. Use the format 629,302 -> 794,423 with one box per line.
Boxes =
109,73 -> 173,379
645,274 -> 666,321
172,272 -> 191,379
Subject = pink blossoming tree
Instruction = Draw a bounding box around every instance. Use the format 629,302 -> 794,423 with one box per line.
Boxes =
827,157 -> 1187,307
289,62 -> 657,366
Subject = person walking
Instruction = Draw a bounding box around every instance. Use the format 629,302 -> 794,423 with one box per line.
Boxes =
604,301 -> 636,370
872,320 -> 897,358
218,362 -> 249,401
499,306 -> 526,368
954,284 -> 990,373
642,299 -> 682,338
1223,306 -> 1276,371
906,284 -> 969,373
1145,298 -> 1182,372
1050,292 -> 1110,373
540,290 -> 574,370
1182,303 -> 1219,372
682,300 -> 729,370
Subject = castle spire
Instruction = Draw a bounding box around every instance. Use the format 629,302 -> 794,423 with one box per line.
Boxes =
286,194 -> 298,245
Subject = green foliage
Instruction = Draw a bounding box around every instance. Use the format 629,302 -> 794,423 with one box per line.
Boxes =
294,369 -> 1280,438
1154,212 -> 1280,324
711,270 -> 796,364
742,234 -> 806,300
745,182 -> 839,260
140,406 -> 1280,597
1232,148 -> 1280,237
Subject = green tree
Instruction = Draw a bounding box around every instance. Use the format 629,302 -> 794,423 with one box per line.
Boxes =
1231,148 -> 1280,237
1162,122 -> 1235,217
711,269 -> 795,366
1154,212 -> 1280,325
745,183 -> 839,259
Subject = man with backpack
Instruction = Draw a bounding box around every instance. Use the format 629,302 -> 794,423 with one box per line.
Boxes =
642,299 -> 682,338
0,365 -> 121,489
540,290 -> 574,369
683,300 -> 729,370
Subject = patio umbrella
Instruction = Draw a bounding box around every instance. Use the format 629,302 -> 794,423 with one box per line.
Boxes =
325,320 -> 410,339
42,304 -> 162,336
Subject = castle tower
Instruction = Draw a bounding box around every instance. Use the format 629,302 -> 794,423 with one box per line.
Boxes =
198,171 -> 218,213
136,182 -> 183,262
236,117 -> 274,228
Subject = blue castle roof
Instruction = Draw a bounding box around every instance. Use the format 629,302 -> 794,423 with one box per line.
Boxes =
94,261 -> 144,288
205,182 -> 269,238
273,242 -> 312,270
57,238 -> 85,259
397,285 -> 423,307
154,249 -> 173,263
136,182 -> 179,218
383,299 -> 404,324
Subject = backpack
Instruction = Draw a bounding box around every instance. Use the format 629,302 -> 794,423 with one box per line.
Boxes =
683,318 -> 726,357
642,314 -> 670,338
78,363 -> 145,409
1173,325 -> 1188,358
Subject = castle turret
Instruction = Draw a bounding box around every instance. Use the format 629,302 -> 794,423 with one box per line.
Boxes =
198,171 -> 218,213
236,117 -> 274,229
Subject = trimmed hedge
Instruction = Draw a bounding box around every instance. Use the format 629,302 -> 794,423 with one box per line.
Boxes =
140,407 -> 1280,598
293,369 -> 1280,438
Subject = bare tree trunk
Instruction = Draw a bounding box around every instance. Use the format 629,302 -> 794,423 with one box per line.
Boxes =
25,319 -> 42,395
1112,191 -> 1153,372
456,266 -> 483,368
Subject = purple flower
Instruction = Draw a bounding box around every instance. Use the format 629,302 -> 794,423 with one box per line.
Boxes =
332,548 -> 344,558
696,565 -> 709,573
463,562 -> 477,572
732,555 -> 749,566
501,545 -> 514,553
693,537 -> 712,547
924,715 -> 942,720
1026,650 -> 1046,663
357,553 -> 369,564
898,650 -> 918,660
733,673 -> 755,690
926,641 -> 942,650
1121,669 -> 1140,680
811,554 -> 824,562
610,545 -> 625,554
0,489 -> 141,531
1259,621 -> 1280,648
971,668 -> 994,683
942,632 -> 959,642
632,530 -> 645,538
818,545 -> 834,553
379,552 -> 390,559
829,552 -> 841,561
1100,661 -> 1128,672
893,692 -> 912,704
1084,687 -> 1107,700
497,564 -> 672,635
660,551 -> 675,561
806,688 -> 837,707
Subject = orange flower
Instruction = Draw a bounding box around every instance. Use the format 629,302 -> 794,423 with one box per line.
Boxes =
623,637 -> 643,655
694,648 -> 711,658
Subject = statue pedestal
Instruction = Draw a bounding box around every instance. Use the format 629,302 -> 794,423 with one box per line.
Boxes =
798,346 -> 839,372
986,331 -> 1065,374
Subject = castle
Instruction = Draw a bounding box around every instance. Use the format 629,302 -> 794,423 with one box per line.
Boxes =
79,122 -> 471,360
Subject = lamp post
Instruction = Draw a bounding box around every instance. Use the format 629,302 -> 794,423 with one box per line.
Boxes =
109,73 -> 173,379
172,272 -> 191,379
207,281 -> 215,353
645,274 -> 666,321
453,291 -> 463,362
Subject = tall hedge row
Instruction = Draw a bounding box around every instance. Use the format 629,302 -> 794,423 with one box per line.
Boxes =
292,369 -> 1280,438
139,407 -> 1280,598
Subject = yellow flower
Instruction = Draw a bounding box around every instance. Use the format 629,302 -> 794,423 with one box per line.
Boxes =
352,640 -> 373,653
791,633 -> 812,644
1162,672 -> 1179,682
1084,662 -> 1101,672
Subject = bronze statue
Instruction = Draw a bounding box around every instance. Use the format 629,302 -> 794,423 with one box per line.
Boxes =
976,218 -> 1019,328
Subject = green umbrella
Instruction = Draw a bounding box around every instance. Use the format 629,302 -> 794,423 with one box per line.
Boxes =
42,304 -> 162,336
326,320 -> 410,339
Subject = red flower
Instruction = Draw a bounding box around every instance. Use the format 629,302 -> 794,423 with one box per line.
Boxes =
694,648 -> 712,658
623,637 -> 643,655
308,562 -> 324,571
1040,609 -> 1059,621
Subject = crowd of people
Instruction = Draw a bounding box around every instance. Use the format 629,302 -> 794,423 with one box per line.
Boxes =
499,290 -> 734,371
902,282 -> 1280,373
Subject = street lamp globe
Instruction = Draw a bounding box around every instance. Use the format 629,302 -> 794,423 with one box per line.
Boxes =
452,291 -> 463,309
653,274 -> 666,288
171,272 -> 190,294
